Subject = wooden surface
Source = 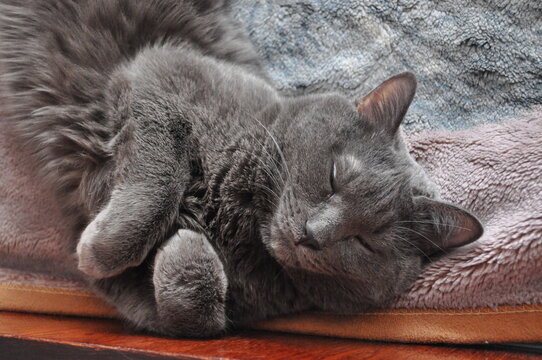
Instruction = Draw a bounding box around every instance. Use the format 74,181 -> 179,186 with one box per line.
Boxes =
0,311 -> 538,360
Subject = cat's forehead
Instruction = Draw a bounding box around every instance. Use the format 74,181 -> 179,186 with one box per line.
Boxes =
336,149 -> 410,193
336,138 -> 394,169
338,153 -> 364,173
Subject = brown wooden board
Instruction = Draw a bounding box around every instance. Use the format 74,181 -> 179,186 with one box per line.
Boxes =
0,311 -> 538,360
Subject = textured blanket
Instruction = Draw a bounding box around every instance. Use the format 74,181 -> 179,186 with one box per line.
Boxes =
232,0 -> 542,131
1,0 -> 541,319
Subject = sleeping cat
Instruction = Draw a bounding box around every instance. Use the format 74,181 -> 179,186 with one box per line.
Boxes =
0,0 -> 483,337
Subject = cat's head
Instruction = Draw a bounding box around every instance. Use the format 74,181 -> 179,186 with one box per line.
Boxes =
265,73 -> 483,311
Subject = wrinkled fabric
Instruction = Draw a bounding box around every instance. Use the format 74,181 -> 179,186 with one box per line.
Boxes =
396,109 -> 542,308
232,0 -> 542,131
0,123 -> 79,278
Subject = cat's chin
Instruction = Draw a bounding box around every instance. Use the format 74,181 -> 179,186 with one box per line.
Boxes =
264,225 -> 312,269
265,227 -> 421,312
265,226 -> 365,276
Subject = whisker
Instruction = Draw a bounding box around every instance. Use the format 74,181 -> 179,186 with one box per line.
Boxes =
246,113 -> 291,180
395,225 -> 445,253
202,117 -> 289,210
245,136 -> 285,188
244,130 -> 286,185
227,127 -> 286,189
247,153 -> 283,190
246,182 -> 281,203
392,233 -> 432,261
209,145 -> 283,192
396,220 -> 470,231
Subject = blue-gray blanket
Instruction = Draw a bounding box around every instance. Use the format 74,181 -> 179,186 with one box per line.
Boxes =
232,0 -> 542,131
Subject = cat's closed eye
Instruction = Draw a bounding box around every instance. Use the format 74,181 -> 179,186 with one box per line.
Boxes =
329,161 -> 337,194
350,235 -> 375,253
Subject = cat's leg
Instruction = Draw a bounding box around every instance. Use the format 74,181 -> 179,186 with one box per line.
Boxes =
77,99 -> 192,278
92,229 -> 227,338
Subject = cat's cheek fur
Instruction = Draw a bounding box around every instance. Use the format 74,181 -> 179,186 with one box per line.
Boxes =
265,225 -> 300,269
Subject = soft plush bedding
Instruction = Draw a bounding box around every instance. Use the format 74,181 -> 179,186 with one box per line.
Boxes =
1,0 -> 541,343
232,0 -> 542,131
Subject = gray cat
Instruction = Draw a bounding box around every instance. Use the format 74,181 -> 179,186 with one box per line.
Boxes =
0,0 -> 483,337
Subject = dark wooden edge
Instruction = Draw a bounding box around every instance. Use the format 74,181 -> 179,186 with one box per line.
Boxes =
0,337 -> 189,360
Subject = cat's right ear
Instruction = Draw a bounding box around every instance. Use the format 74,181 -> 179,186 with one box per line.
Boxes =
356,72 -> 417,137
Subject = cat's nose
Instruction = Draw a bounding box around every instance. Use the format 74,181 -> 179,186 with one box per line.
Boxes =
297,221 -> 322,250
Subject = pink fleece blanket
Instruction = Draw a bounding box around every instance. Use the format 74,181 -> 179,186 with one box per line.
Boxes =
0,110 -> 541,310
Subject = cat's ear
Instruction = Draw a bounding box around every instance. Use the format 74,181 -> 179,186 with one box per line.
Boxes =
356,72 -> 416,136
413,196 -> 484,251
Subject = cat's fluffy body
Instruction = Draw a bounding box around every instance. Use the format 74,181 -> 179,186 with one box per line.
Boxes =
0,0 -> 482,337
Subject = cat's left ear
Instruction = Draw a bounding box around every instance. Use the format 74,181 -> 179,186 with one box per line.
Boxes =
413,196 -> 484,251
356,72 -> 416,136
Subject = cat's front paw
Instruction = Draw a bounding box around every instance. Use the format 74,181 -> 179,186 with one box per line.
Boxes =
77,203 -> 149,278
153,229 -> 228,337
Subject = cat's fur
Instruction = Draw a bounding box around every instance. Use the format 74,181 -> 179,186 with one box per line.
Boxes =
0,0 -> 483,337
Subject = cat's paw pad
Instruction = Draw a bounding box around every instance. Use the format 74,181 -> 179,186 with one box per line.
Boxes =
153,230 -> 228,337
77,205 -> 145,278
